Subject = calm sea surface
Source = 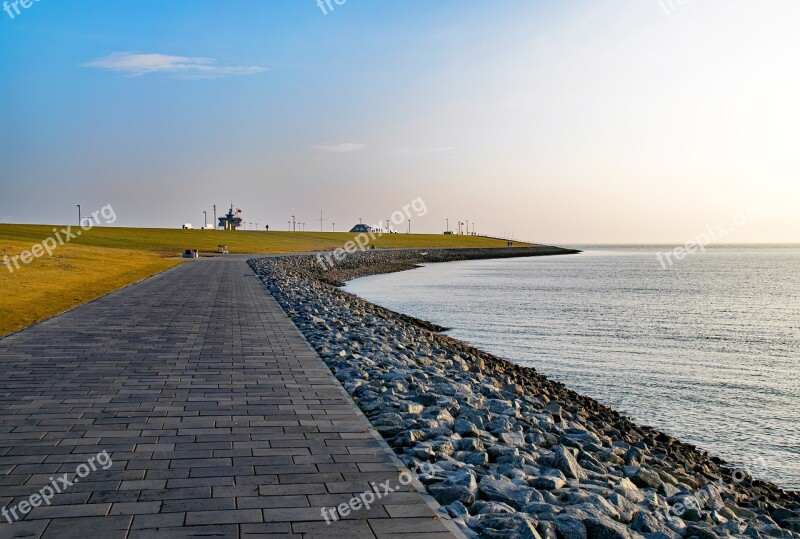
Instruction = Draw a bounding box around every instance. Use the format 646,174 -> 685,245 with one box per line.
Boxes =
345,246 -> 800,489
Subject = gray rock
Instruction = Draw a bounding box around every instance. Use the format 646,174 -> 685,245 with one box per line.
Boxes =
446,500 -> 470,518
523,502 -> 561,516
542,468 -> 567,480
770,509 -> 794,527
544,402 -> 564,420
455,417 -> 481,437
473,513 -> 542,539
744,526 -> 763,539
533,476 -> 567,490
488,399 -> 515,414
584,516 -> 633,539
448,468 -> 478,489
488,445 -> 520,461
479,476 -> 543,510
539,521 -> 560,539
553,445 -> 587,481
500,431 -> 526,446
668,494 -> 703,521
471,500 -> 516,515
685,524 -> 720,539
658,483 -> 681,498
607,493 -> 637,523
555,517 -> 588,539
396,429 -> 425,446
630,468 -> 663,489
560,492 -> 621,521
458,438 -> 485,452
632,512 -> 670,534
644,533 -> 678,539
716,520 -> 744,535
625,448 -> 645,466
429,483 -> 476,505
757,524 -> 787,538
782,518 -> 800,533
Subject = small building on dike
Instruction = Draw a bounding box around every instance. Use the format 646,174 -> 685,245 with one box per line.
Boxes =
218,206 -> 243,230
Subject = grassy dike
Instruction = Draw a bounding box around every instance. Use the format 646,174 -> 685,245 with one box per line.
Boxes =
0,224 -> 529,336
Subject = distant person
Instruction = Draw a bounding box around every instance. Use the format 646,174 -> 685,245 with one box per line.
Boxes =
265,225 -> 269,231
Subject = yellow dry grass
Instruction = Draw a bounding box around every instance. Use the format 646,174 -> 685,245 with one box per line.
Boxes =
0,224 -> 530,336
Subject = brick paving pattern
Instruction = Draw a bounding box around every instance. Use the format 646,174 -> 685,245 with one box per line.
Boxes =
0,258 -> 457,538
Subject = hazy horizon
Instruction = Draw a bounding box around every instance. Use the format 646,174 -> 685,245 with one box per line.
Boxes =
2,1 -> 798,244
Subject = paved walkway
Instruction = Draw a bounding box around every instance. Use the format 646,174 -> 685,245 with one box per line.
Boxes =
0,258 -> 457,539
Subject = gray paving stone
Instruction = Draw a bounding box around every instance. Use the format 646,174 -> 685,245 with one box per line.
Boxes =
184,508 -> 262,525
40,515 -> 132,539
0,519 -> 49,539
0,258 -> 456,537
129,524 -> 236,539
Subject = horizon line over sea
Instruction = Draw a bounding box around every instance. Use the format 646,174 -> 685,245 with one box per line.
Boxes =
345,244 -> 800,490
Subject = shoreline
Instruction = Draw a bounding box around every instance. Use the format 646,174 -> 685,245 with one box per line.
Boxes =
249,247 -> 800,539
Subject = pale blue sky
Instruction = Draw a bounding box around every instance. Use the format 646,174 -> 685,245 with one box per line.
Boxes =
1,0 -> 798,243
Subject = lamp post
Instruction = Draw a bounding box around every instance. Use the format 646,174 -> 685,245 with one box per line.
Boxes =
332,223 -> 335,232
408,220 -> 411,234
77,205 -> 81,226
446,218 -> 449,234
203,211 -> 207,229
292,215 -> 296,232
213,205 -> 217,229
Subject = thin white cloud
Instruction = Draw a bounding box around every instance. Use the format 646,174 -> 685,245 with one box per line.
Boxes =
311,143 -> 366,153
84,52 -> 266,78
383,146 -> 455,156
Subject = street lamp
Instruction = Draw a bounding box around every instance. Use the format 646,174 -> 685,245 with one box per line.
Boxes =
332,223 -> 335,232
77,205 -> 81,226
408,220 -> 411,234
203,211 -> 207,229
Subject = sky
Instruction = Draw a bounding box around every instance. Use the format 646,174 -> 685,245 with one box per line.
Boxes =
1,0 -> 798,244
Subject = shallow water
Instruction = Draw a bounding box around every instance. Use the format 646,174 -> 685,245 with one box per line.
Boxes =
345,246 -> 800,489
